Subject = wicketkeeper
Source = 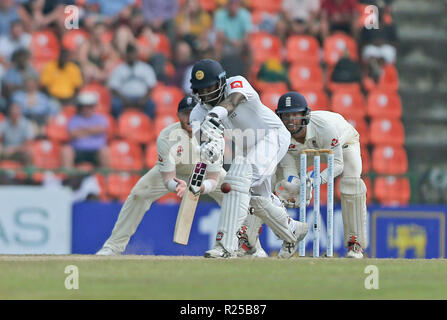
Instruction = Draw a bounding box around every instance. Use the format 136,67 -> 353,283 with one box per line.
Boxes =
273,92 -> 368,258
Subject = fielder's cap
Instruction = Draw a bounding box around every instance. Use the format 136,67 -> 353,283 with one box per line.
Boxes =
178,95 -> 199,112
77,92 -> 98,106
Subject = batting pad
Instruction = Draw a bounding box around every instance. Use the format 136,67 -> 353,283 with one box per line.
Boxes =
216,159 -> 252,253
250,195 -> 297,243
339,177 -> 368,248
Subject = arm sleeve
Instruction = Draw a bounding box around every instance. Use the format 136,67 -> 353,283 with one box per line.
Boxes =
156,134 -> 176,173
318,126 -> 344,184
225,76 -> 256,102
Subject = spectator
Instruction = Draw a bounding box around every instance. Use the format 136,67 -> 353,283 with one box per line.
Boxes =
25,0 -> 65,33
360,0 -> 397,65
282,0 -> 321,37
40,49 -> 83,104
107,43 -> 157,119
0,20 -> 31,65
214,0 -> 253,60
175,0 -> 212,54
321,0 -> 359,39
256,58 -> 290,86
167,41 -> 195,91
0,0 -> 29,36
0,103 -> 35,165
85,0 -> 136,23
11,74 -> 59,129
2,48 -> 38,101
272,13 -> 289,46
61,92 -> 109,169
78,21 -> 121,83
330,52 -> 361,84
141,0 -> 179,48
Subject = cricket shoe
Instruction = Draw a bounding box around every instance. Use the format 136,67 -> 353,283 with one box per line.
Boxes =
96,246 -> 121,256
277,220 -> 308,259
204,242 -> 236,259
236,226 -> 268,258
346,238 -> 364,259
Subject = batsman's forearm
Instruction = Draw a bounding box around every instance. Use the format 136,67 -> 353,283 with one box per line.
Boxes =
211,92 -> 246,116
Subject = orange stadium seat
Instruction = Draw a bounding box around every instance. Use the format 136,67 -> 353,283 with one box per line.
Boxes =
301,89 -> 329,111
261,89 -> 283,112
145,143 -> 158,169
62,29 -> 89,51
374,176 -> 410,206
286,35 -> 320,65
249,32 -> 283,65
45,113 -> 71,143
363,64 -> 399,92
327,77 -> 361,93
94,173 -> 110,202
255,80 -> 288,94
345,115 -> 369,145
30,140 -> 62,169
109,139 -> 144,171
323,32 -> 358,67
250,0 -> 282,13
61,104 -> 77,118
154,114 -> 178,136
372,145 -> 408,175
330,89 -> 366,118
288,63 -> 324,91
107,173 -> 140,202
0,160 -> 27,180
199,0 -> 216,11
30,30 -> 60,72
367,89 -> 402,119
118,110 -> 155,145
80,83 -> 112,114
369,118 -> 405,146
152,84 -> 184,117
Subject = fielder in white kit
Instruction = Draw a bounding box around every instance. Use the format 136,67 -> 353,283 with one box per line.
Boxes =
96,95 -> 227,255
273,92 -> 368,258
189,59 -> 308,259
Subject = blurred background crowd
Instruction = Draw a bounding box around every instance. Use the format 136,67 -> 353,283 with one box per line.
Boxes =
0,0 -> 443,205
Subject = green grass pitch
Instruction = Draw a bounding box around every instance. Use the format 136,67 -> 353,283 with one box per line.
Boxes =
1,255 -> 447,300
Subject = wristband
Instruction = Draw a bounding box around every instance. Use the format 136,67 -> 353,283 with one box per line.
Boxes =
202,179 -> 214,194
167,178 -> 178,192
209,106 -> 228,120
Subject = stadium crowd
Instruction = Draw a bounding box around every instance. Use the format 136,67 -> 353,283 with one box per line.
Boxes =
0,0 -> 408,205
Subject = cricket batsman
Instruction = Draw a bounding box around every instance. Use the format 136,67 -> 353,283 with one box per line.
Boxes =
96,95 -> 228,255
273,92 -> 368,258
189,59 -> 308,259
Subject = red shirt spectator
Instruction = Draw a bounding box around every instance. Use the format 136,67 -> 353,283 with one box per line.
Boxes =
321,0 -> 358,39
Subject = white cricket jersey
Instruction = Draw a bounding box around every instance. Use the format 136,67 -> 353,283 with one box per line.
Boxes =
190,75 -> 288,152
278,110 -> 359,183
156,122 -> 221,175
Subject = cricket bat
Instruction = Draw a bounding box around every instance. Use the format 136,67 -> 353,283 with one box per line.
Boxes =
173,162 -> 207,245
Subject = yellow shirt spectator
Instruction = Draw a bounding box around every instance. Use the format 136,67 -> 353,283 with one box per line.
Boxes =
175,0 -> 212,37
40,60 -> 83,100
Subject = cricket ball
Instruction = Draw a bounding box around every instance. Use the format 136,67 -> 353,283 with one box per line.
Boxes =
221,182 -> 232,193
